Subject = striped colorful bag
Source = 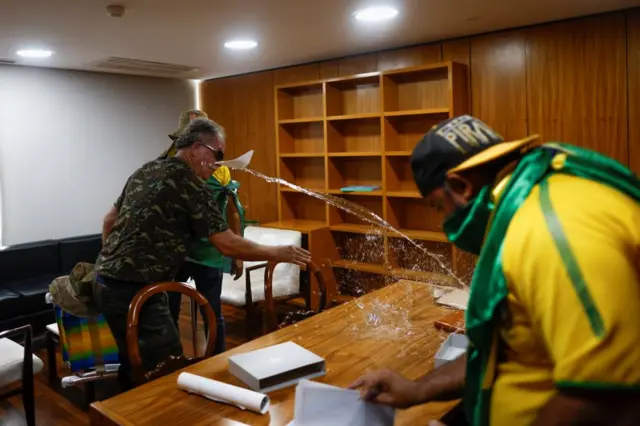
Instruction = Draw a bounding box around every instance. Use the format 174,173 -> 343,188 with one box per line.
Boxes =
53,305 -> 119,372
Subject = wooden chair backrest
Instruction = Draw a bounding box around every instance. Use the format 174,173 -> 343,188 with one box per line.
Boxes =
126,282 -> 216,385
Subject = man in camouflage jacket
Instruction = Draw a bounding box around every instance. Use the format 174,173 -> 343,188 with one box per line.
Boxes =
93,118 -> 310,390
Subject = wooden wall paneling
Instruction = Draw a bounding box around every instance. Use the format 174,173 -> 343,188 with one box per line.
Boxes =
627,9 -> 640,174
319,60 -> 341,79
243,72 -> 278,224
336,53 -> 379,76
525,13 -> 628,164
273,64 -> 321,86
377,44 -> 442,71
442,38 -> 470,66
471,30 -> 528,140
229,76 -> 252,214
202,78 -> 253,210
319,53 -> 379,79
443,38 -> 471,113
204,77 -> 254,218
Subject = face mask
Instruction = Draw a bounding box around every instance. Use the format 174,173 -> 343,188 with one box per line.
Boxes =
442,185 -> 494,256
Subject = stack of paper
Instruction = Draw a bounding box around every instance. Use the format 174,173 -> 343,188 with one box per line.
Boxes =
288,380 -> 394,426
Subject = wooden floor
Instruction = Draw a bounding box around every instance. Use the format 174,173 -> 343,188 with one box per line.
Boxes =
0,299 -> 256,426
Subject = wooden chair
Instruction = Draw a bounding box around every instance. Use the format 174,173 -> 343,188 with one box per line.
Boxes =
126,282 -> 216,385
264,261 -> 328,332
0,325 -> 43,426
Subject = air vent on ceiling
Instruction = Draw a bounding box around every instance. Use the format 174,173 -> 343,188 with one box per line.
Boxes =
91,57 -> 198,76
0,59 -> 16,65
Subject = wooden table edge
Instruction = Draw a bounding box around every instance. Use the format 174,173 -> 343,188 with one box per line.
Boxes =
90,401 -> 134,426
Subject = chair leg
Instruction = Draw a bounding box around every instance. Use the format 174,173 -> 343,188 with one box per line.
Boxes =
245,304 -> 256,340
45,331 -> 58,387
21,324 -> 36,426
22,372 -> 36,426
190,298 -> 198,356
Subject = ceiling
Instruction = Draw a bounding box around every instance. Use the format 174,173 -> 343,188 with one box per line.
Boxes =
2,0 -> 639,80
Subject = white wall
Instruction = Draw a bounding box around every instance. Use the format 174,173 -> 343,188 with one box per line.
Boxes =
0,65 -> 195,245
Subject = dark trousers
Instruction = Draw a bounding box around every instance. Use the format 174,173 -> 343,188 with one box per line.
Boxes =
93,275 -> 183,390
168,262 -> 226,355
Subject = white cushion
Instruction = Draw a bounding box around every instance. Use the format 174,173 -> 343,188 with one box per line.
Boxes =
221,270 -> 299,306
221,226 -> 302,307
46,322 -> 59,336
0,338 -> 44,388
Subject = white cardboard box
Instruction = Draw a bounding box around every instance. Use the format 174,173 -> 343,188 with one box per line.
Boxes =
228,342 -> 326,393
434,333 -> 469,368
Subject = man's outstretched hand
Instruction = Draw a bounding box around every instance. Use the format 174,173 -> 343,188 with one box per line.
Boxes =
231,259 -> 243,280
349,369 -> 425,409
276,245 -> 312,267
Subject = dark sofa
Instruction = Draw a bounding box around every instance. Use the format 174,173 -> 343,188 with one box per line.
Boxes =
0,234 -> 102,335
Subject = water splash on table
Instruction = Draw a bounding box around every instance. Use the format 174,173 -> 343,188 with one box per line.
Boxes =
241,169 -> 467,342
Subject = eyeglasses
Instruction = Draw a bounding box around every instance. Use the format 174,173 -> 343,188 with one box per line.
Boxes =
198,142 -> 224,161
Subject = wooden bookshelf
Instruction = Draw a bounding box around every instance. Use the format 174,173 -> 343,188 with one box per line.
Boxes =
264,63 -> 472,302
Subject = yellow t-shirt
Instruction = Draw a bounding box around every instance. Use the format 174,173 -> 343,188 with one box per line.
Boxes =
490,173 -> 640,426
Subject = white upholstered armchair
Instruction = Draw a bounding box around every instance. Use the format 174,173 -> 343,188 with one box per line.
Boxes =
220,226 -> 303,336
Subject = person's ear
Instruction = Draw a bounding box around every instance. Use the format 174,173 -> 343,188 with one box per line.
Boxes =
446,173 -> 474,201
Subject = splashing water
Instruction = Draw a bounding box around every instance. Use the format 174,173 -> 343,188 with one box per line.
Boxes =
240,168 -> 468,345
241,168 -> 467,289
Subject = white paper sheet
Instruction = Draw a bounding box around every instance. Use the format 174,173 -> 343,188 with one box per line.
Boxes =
177,372 -> 270,414
216,150 -> 254,169
289,379 -> 394,426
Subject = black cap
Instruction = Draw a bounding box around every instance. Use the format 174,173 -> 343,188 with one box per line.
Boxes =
410,115 -> 504,197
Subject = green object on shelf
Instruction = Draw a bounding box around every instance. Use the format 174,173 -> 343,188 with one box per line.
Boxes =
340,185 -> 381,192
245,219 -> 260,226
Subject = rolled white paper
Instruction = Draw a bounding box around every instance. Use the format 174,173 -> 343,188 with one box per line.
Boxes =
177,372 -> 270,414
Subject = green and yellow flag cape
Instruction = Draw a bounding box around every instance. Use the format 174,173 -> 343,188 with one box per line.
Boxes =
464,143 -> 640,425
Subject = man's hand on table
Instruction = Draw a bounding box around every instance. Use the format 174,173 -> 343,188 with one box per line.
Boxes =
349,369 -> 428,409
350,355 -> 466,411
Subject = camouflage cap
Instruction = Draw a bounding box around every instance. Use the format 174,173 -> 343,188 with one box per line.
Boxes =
168,109 -> 208,140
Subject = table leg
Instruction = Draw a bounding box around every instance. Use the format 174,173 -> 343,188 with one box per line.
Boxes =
85,381 -> 96,406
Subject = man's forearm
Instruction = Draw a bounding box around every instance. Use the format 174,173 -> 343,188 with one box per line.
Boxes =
533,391 -> 640,426
209,230 -> 280,262
415,354 -> 466,403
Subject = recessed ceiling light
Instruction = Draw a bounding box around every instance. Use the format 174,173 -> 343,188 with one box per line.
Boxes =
354,6 -> 398,22
16,49 -> 54,58
224,40 -> 258,50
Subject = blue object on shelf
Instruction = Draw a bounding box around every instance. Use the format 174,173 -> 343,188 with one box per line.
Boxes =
340,185 -> 381,192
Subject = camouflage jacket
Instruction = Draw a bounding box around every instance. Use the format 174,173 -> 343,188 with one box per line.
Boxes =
95,157 -> 228,284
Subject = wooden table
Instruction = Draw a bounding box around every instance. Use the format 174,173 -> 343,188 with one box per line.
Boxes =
90,280 -> 458,425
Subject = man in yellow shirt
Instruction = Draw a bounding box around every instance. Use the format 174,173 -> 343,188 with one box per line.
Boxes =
351,115 -> 640,425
